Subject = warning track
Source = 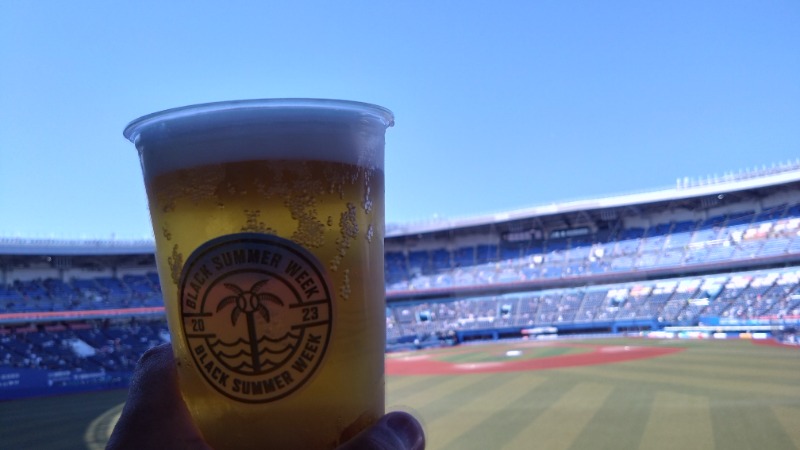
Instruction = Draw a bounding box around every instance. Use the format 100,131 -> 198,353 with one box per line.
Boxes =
386,342 -> 684,375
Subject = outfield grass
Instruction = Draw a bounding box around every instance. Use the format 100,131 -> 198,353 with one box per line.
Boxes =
386,339 -> 800,450
1,338 -> 798,449
0,389 -> 128,450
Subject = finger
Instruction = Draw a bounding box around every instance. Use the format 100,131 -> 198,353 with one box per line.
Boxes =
106,344 -> 211,450
338,411 -> 425,450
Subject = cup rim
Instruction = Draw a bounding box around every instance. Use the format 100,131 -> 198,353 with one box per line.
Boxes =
123,98 -> 394,142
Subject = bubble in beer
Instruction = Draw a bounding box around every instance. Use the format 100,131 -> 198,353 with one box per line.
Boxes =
168,244 -> 183,286
259,164 -> 326,248
289,202 -> 326,248
157,182 -> 180,213
363,185 -> 373,214
323,164 -> 349,200
185,166 -> 224,205
241,209 -> 276,234
340,203 -> 359,239
340,269 -> 351,301
331,203 -> 359,272
225,180 -> 248,196
162,226 -> 172,241
254,177 -> 270,198
154,165 -> 226,213
366,224 -> 374,243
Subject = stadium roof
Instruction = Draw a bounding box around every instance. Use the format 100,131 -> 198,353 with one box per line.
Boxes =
386,164 -> 800,237
0,238 -> 155,256
2,163 -> 800,254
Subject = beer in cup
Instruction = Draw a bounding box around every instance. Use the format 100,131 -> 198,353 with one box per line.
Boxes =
124,99 -> 393,449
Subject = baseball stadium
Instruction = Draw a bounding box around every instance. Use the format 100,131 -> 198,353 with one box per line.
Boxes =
1,163 -> 799,449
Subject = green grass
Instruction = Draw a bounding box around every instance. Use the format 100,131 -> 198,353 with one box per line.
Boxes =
387,339 -> 800,450
0,389 -> 128,450
1,338 -> 799,449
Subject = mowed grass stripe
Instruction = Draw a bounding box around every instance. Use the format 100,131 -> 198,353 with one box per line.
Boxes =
387,374 -> 465,401
559,362 -> 800,399
771,405 -> 800,449
387,374 -> 436,391
710,397 -> 799,449
690,354 -> 800,368
2,409 -> 81,448
639,391 -> 713,450
622,358 -> 800,385
502,382 -> 613,450
0,389 -> 129,450
568,383 -> 656,450
387,373 -> 494,412
425,373 -> 548,449
672,351 -> 800,372
440,376 -> 590,450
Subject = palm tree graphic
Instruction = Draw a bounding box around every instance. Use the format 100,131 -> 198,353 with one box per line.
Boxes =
216,279 -> 284,372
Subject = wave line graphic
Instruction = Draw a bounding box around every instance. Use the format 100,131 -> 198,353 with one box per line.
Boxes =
214,347 -> 250,359
208,330 -> 300,374
231,361 -> 254,371
259,332 -> 301,343
258,344 -> 293,357
210,337 -> 249,348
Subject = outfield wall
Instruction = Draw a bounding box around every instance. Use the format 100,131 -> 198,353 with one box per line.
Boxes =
3,322 -> 796,401
0,367 -> 131,401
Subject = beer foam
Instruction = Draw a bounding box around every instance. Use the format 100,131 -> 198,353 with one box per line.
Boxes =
125,99 -> 393,180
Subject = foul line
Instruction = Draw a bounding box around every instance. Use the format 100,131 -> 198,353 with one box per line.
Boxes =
84,403 -> 124,450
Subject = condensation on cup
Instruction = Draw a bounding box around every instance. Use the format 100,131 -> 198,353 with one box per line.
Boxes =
124,99 -> 393,450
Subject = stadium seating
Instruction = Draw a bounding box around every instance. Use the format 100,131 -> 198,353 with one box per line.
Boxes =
2,263 -> 797,382
0,320 -> 167,372
0,273 -> 161,313
2,186 -> 800,400
385,206 -> 800,292
2,215 -> 799,350
383,265 -> 800,343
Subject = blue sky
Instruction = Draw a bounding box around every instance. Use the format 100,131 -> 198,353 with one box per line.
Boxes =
1,1 -> 798,239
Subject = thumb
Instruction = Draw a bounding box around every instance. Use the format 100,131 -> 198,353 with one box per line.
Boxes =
106,344 -> 211,450
338,411 -> 425,450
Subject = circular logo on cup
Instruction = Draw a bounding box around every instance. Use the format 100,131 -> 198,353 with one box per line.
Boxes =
179,233 -> 333,403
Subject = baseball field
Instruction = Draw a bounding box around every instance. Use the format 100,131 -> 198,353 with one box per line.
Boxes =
1,337 -> 799,449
